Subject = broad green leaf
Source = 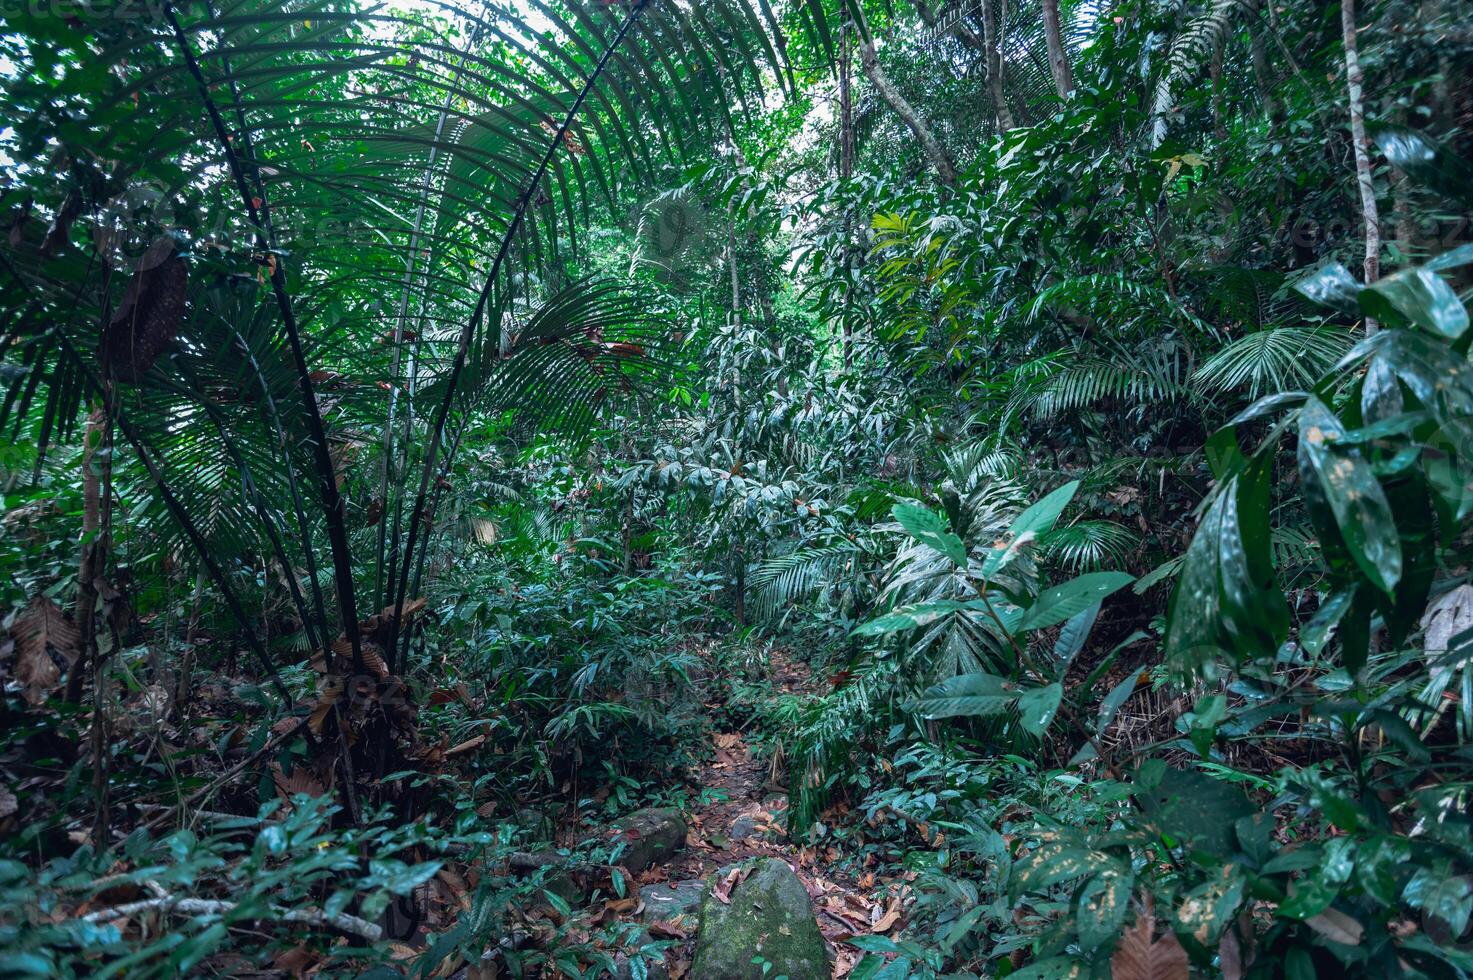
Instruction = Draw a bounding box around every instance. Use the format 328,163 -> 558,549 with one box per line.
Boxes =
852,600 -> 972,636
1021,572 -> 1134,630
1297,398 -> 1402,594
1134,765 -> 1254,854
1076,868 -> 1132,950
1017,683 -> 1063,735
1176,864 -> 1247,946
1052,603 -> 1100,673
892,502 -> 967,566
1097,671 -> 1142,730
1369,123 -> 1473,208
1010,479 -> 1079,539
1293,262 -> 1361,317
1359,266 -> 1468,339
1215,463 -> 1290,657
909,671 -> 1015,719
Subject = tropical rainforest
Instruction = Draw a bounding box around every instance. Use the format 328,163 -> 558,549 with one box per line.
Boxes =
2,0 -> 1473,976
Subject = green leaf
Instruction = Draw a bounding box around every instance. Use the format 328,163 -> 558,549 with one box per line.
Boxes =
1052,603 -> 1100,673
909,672 -> 1015,719
1369,124 -> 1473,208
1359,266 -> 1469,339
1076,868 -> 1132,950
1097,671 -> 1142,731
1297,398 -> 1402,594
1021,572 -> 1135,630
892,501 -> 967,566
1176,863 -> 1247,946
1294,262 -> 1362,317
852,600 -> 974,636
1134,765 -> 1254,854
1017,683 -> 1064,735
1010,480 -> 1080,539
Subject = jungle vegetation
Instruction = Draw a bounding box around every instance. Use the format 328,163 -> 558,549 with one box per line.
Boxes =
2,0 -> 1473,976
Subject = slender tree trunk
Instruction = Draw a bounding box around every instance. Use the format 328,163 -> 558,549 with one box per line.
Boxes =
67,403 -> 107,704
980,0 -> 1015,130
858,41 -> 958,186
1248,0 -> 1278,125
840,21 -> 855,369
1041,0 -> 1073,99
75,402 -> 112,840
727,198 -> 741,324
1342,0 -> 1381,331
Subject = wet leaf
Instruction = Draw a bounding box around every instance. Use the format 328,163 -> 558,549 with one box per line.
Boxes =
1298,398 -> 1401,595
892,502 -> 967,565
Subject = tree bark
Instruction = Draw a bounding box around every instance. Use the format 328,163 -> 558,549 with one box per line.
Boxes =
858,41 -> 958,186
840,21 -> 855,368
979,0 -> 1015,130
1341,0 -> 1381,331
1247,0 -> 1278,125
1041,0 -> 1073,99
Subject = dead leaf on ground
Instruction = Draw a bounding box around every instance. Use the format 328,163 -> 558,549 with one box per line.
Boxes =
712,865 -> 746,905
1111,895 -> 1189,980
649,918 -> 689,939
10,595 -> 81,705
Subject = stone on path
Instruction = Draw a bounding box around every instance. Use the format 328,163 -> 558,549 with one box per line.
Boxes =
639,879 -> 705,922
693,857 -> 829,980
610,806 -> 687,873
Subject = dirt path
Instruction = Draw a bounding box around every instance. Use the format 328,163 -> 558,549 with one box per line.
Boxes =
615,649 -> 897,978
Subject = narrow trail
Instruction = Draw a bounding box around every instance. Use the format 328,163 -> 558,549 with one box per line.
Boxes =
609,648 -> 901,978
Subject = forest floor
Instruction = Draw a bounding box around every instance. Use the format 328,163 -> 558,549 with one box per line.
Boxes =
601,648 -> 907,978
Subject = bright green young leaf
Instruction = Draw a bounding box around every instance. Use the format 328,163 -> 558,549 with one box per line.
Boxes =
892,501 -> 967,566
1010,479 -> 1079,539
1021,571 -> 1134,630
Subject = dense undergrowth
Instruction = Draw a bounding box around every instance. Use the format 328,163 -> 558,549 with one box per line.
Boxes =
4,0 -> 1473,976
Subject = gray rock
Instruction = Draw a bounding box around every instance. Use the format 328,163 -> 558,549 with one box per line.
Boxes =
692,857 -> 829,980
513,806 -> 555,842
609,807 -> 687,873
508,850 -> 583,904
639,879 -> 705,922
729,815 -> 763,840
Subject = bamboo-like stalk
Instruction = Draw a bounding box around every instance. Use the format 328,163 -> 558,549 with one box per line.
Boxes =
1341,0 -> 1381,332
164,1 -> 366,672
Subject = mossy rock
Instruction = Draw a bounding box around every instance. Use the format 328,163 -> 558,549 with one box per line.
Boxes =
609,807 -> 687,872
692,858 -> 829,980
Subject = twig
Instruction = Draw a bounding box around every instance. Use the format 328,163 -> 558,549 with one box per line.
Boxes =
79,894 -> 382,943
142,718 -> 308,831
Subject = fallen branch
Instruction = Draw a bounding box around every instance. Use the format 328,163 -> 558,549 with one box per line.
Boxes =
80,894 -> 383,943
142,717 -> 309,831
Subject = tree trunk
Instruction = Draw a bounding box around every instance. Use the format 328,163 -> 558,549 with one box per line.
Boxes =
1041,0 -> 1073,99
840,21 -> 855,368
858,41 -> 958,186
980,0 -> 1015,130
1342,0 -> 1381,331
1247,0 -> 1278,125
